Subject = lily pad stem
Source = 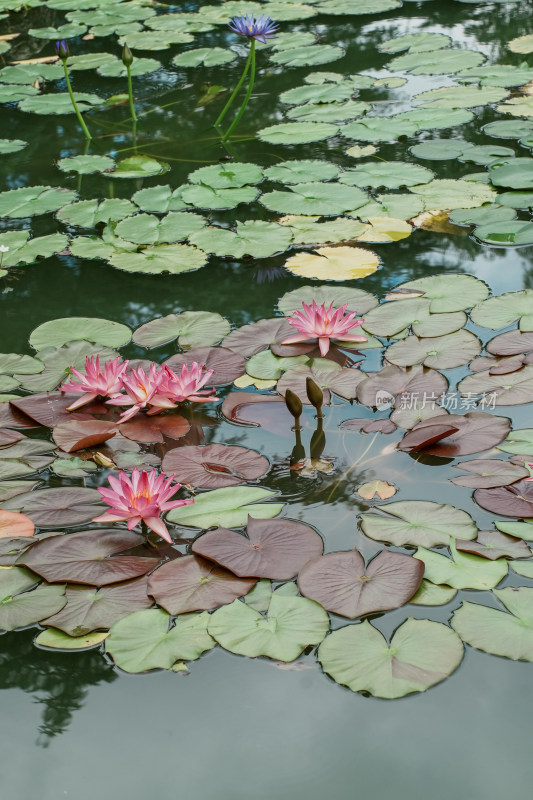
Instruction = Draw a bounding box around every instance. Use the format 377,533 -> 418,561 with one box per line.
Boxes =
214,44 -> 253,128
223,40 -> 256,142
62,60 -> 92,140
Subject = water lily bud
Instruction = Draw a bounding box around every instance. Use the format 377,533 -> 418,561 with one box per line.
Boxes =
122,43 -> 134,67
55,40 -> 69,61
306,377 -> 324,416
93,452 -> 115,468
284,389 -> 302,421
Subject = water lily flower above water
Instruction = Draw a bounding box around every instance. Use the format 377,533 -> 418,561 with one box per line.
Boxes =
282,301 -> 367,357
92,468 -> 193,543
61,355 -> 129,410
161,362 -> 217,404
106,363 -> 176,422
228,14 -> 279,43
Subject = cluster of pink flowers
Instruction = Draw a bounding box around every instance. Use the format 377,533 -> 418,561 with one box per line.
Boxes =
93,468 -> 193,543
282,300 -> 367,357
61,356 -> 217,422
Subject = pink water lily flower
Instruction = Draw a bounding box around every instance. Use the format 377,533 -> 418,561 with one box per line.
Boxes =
106,363 -> 177,422
525,463 -> 533,481
61,355 -> 129,410
282,301 -> 367,357
92,468 -> 193,543
161,362 -> 217,404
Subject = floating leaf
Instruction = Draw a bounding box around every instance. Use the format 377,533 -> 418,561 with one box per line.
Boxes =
133,311 -> 230,349
360,501 -> 476,548
0,509 -> 34,539
269,44 -> 344,68
57,198 -> 137,227
278,285 -> 378,317
498,428 -> 533,455
471,290 -> 533,330
222,318 -> 293,358
41,577 -> 153,636
189,221 -> 292,259
52,420 -> 117,453
357,364 -> 448,410
456,530 -> 531,560
148,555 -> 256,614
16,342 -> 118,393
257,122 -> 339,145
452,589 -> 533,661
191,516 -> 323,579
132,184 -> 187,213
475,479 -> 533,518
379,32 -> 452,54
340,162 -> 433,190
264,159 -> 340,183
35,628 -> 108,650
362,298 -> 465,338
180,184 -> 258,210
0,139 -> 28,155
414,85 -> 508,109
208,594 -> 329,662
410,580 -> 457,606
162,443 -> 269,489
0,567 -> 66,632
0,185 -> 76,218
110,243 -> 207,275
98,57 -> 160,77
115,212 -> 205,246
283,245 -> 379,281
298,548 -> 423,619
108,156 -> 169,179
188,162 -> 262,189
57,154 -> 114,175
408,179 -> 497,209
458,364 -> 533,405
385,330 -> 481,369
357,480 -> 397,500
167,486 -> 283,529
19,92 -> 103,115
29,317 -> 131,351
172,47 -> 236,67
318,618 -> 463,698
508,34 -> 533,54
342,116 -> 417,142
277,362 -> 366,404
119,414 -> 190,444
399,412 -> 511,457
165,346 -> 245,386
416,539 -> 507,590
451,459 -> 528,488
105,608 -> 215,673
2,488 -> 103,527
386,48 -> 485,75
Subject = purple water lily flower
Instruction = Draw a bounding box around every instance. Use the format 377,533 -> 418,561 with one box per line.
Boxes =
55,40 -> 69,60
228,14 -> 279,43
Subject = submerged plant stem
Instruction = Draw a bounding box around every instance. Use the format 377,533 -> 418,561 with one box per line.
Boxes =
223,40 -> 256,142
126,63 -> 137,122
214,44 -> 253,129
62,61 -> 92,141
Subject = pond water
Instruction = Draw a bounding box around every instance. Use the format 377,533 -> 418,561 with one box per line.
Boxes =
1,0 -> 533,797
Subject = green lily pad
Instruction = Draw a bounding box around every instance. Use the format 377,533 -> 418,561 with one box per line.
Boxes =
179,184 -> 258,210
280,83 -> 353,106
97,57 -> 161,77
189,220 -> 292,259
386,48 -> 485,75
452,588 -> 533,661
57,154 -> 114,175
0,186 -> 77,218
318,618 -> 463,698
270,44 -> 344,68
449,206 -> 517,226
35,628 -> 108,650
489,157 -> 533,189
362,297 -> 465,338
115,212 -> 205,245
279,215 -> 367,245
260,182 -> 368,215
408,178 -> 497,209
57,198 -> 137,227
474,220 -> 533,245
188,162 -> 262,189
414,85 -> 508,109
208,594 -> 329,661
470,289 -> 533,330
385,330 -> 481,369
378,32 -> 452,54
167,486 -> 283,529
409,580 -> 457,606
484,119 -> 533,139
394,274 -> 490,312
342,116 -> 417,142
105,608 -> 215,672
29,317 -> 131,351
352,193 -> 425,221
457,63 -> 533,87
340,161 -> 433,190
410,139 -> 470,161
133,310 -> 230,348
173,47 -> 236,67
0,567 -> 66,632
0,231 -> 68,267
16,341 -> 118,392
497,429 -> 533,455
278,285 -> 378,316
264,160 -> 340,184
19,92 -> 103,115
317,0 -> 401,13
52,457 -> 98,478
396,108 -> 475,130
360,501 -> 477,547
0,139 -> 28,155
416,539 -> 507,590
108,156 -> 169,179
257,122 -> 339,145
497,97 -> 533,117
495,520 -> 533,540
132,185 -> 188,213
109,243 -> 207,275
286,100 -> 370,123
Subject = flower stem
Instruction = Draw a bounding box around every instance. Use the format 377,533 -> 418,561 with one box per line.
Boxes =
126,63 -> 137,122
62,60 -> 92,140
222,39 -> 255,142
214,44 -> 253,129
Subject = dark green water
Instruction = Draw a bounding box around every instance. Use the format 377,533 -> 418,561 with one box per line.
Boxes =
2,1 -> 533,797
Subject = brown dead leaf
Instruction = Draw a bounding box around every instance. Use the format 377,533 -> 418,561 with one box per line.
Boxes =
0,33 -> 20,42
384,288 -> 425,302
410,210 -> 467,236
357,480 -> 397,500
11,56 -> 58,65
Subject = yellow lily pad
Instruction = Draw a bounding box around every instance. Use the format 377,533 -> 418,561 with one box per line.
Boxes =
356,217 -> 412,243
508,34 -> 533,54
234,375 -> 277,389
345,144 -> 377,159
284,246 -> 379,281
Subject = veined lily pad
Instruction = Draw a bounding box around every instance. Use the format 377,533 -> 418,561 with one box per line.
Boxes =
414,85 -> 508,109
208,593 -> 329,662
109,243 -> 207,275
269,44 -> 344,68
278,285 -> 378,317
57,155 -> 114,175
339,162 -> 433,190
408,179 -> 497,209
57,199 -> 137,228
19,93 -> 102,115
283,245 -> 379,280
167,486 -> 283,529
133,311 -> 230,348
172,47 -> 236,67
474,220 -> 533,245
451,459 -> 528,488
108,156 -> 169,179
105,608 -> 215,673
280,215 -> 367,245
132,185 -> 188,213
393,274 -> 490,312
162,444 -> 269,489
385,330 -> 481,369
188,162 -> 262,189
497,428 -> 533,455
257,122 -> 339,145
180,184 -> 258,210
386,48 -> 485,75
264,159 -> 340,183
470,290 -> 533,330
456,530 -> 531,560
2,488 -> 103,527
360,501 -> 476,547
0,186 -> 76,218
29,317 -> 130,350
475,479 -> 533,518
318,618 -> 463,698
115,212 -> 205,246
341,116 -> 417,142
189,221 -> 292,259
416,539 -> 508,589
378,32 -> 452,54
458,364 -> 533,405
0,567 -> 66,632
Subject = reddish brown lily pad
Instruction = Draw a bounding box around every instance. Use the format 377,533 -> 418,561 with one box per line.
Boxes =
458,365 -> 533,406
41,576 -> 153,635
486,330 -> 533,357
222,318 -> 294,358
357,364 -> 447,410
0,429 -> 24,446
221,392 -> 287,429
10,392 -> 108,427
191,516 -> 323,579
52,420 -> 117,452
398,412 -> 511,457
297,548 -> 424,619
0,401 -> 35,429
339,418 -> 397,434
17,529 -> 160,585
475,479 -> 533,517
165,346 -> 245,386
456,530 -> 531,560
451,458 -> 528,488
1,487 -> 104,527
469,355 -> 526,376
119,414 -> 190,444
162,443 -> 270,489
0,509 -> 35,539
147,554 -> 256,614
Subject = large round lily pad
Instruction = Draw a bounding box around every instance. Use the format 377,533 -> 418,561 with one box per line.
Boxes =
162,444 -> 269,489
474,479 -> 533,518
133,311 -> 230,349
398,412 -> 511,457
318,618 -> 464,698
360,501 -> 476,547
